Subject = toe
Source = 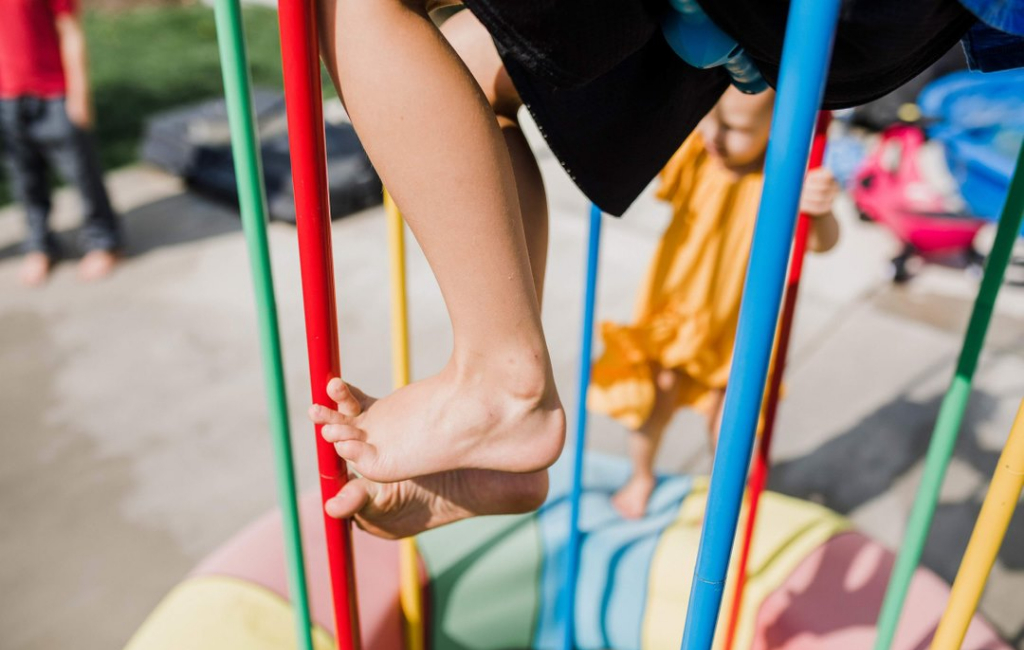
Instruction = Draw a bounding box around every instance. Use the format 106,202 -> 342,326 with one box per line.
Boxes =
325,478 -> 374,519
311,406 -> 357,427
333,440 -> 377,469
327,378 -> 364,417
321,423 -> 366,443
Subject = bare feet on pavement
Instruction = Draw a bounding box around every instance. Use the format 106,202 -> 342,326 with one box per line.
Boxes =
18,252 -> 52,287
77,249 -> 118,282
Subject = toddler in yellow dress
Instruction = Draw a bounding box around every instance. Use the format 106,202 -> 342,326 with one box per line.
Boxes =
588,87 -> 840,519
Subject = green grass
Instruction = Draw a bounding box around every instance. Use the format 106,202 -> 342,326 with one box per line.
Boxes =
86,4 -> 286,172
1,3 -> 328,206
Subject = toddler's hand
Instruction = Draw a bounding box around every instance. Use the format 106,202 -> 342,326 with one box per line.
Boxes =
799,168 -> 838,217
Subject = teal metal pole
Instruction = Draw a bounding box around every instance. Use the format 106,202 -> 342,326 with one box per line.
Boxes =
873,143 -> 1024,650
213,3 -> 314,650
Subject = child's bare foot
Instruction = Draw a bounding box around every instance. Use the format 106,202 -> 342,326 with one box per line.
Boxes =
324,468 -> 548,539
310,380 -> 550,537
77,249 -> 119,282
313,368 -> 565,483
18,252 -> 52,287
612,474 -> 656,520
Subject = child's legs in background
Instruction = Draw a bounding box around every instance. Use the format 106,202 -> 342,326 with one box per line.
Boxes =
613,364 -> 684,519
0,98 -> 57,257
39,99 -> 122,254
315,0 -> 564,482
440,9 -> 549,300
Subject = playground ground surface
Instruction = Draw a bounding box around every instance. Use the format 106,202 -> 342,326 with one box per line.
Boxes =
2,121 -> 1023,650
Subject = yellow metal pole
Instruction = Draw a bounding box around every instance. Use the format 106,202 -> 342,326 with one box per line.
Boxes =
385,192 -> 410,389
931,399 -> 1024,650
385,191 -> 425,650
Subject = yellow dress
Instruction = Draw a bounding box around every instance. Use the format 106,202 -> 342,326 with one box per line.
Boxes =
588,133 -> 764,429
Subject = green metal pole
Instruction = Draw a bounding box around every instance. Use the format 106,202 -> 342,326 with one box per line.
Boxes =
213,3 -> 314,650
874,143 -> 1024,650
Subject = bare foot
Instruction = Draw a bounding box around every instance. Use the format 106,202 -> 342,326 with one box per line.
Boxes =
310,379 -> 549,537
18,253 -> 52,287
612,474 -> 656,520
325,468 -> 548,539
314,367 -> 565,483
77,249 -> 119,282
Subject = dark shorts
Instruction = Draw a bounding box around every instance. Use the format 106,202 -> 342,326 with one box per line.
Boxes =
459,0 -> 976,215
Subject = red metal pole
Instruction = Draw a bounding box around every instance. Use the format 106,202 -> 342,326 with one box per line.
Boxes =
277,1 -> 361,648
721,111 -> 831,650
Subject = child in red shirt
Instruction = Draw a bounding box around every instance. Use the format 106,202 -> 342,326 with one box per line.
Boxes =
0,0 -> 121,285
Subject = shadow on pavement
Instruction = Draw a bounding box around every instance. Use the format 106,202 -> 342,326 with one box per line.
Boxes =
770,380 -> 1023,642
0,190 -> 243,263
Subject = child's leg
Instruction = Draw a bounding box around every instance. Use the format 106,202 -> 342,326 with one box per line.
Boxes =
441,9 -> 549,299
706,388 -> 725,451
1,100 -> 57,286
501,119 -> 548,299
317,0 -> 564,483
612,366 -> 683,519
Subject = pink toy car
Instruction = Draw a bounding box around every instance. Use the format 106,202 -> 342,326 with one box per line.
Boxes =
851,124 -> 986,282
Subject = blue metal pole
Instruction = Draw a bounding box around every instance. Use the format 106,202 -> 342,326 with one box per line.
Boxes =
678,1 -> 841,648
562,204 -> 604,650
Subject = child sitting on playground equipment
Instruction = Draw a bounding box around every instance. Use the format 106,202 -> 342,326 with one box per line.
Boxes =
305,0 -> 1005,538
589,88 -> 839,520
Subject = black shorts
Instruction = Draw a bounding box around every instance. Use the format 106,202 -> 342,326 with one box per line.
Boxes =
459,0 -> 975,215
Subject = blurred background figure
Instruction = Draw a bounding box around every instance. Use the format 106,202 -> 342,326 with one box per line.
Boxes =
0,0 -> 122,287
588,88 -> 839,520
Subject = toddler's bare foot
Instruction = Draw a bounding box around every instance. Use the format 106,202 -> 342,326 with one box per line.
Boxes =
612,474 -> 656,520
313,364 -> 565,482
324,468 -> 548,539
19,252 -> 51,287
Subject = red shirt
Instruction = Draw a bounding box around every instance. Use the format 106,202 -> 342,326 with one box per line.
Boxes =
0,0 -> 77,98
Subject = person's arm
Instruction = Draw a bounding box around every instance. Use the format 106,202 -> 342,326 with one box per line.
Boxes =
55,8 -> 92,129
799,167 -> 840,253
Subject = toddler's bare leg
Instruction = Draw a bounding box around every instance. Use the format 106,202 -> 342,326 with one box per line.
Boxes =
613,366 -> 682,519
706,388 -> 726,451
316,0 -> 564,483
